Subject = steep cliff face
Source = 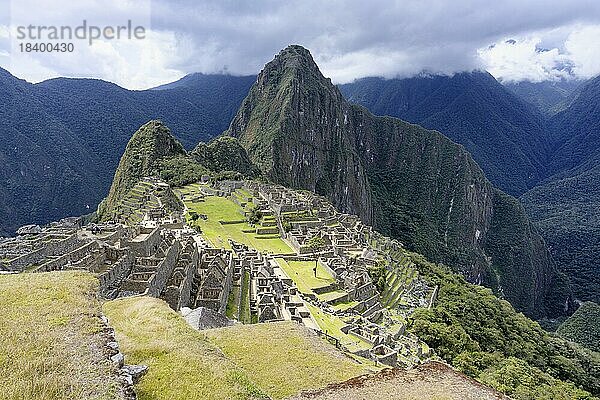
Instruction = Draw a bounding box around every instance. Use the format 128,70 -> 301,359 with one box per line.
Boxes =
228,46 -> 373,223
227,45 -> 571,318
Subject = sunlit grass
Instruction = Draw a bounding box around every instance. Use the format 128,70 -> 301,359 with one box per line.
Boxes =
275,258 -> 335,293
182,192 -> 293,254
205,322 -> 368,399
0,271 -> 121,400
103,296 -> 266,400
306,304 -> 372,352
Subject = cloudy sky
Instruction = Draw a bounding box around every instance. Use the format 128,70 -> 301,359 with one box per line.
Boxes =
1,0 -> 600,89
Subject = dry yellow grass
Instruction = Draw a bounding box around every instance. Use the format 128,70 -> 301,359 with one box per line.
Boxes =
0,271 -> 122,400
103,296 -> 266,400
205,322 -> 369,399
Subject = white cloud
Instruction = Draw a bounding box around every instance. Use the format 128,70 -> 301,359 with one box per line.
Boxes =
0,24 -> 9,39
565,25 -> 600,79
1,0 -> 600,87
479,24 -> 600,82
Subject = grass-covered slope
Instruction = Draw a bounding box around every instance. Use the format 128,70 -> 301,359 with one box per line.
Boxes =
103,297 -> 266,400
406,253 -> 600,400
227,45 -> 569,319
557,301 -> 600,352
0,271 -> 122,400
103,296 -> 368,400
205,323 -> 367,399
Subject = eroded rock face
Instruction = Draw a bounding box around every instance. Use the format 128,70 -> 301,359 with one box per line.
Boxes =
228,45 -> 373,224
227,45 -> 572,318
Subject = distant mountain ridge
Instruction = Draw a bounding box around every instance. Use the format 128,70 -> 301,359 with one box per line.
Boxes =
339,72 -> 550,196
0,69 -> 254,236
226,45 -> 572,318
521,75 -> 600,303
503,79 -> 582,117
339,71 -> 600,306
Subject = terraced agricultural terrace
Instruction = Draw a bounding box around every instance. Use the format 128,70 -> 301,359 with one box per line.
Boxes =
175,179 -> 435,365
0,176 -> 439,398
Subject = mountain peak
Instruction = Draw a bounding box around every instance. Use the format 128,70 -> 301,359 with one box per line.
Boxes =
97,120 -> 186,219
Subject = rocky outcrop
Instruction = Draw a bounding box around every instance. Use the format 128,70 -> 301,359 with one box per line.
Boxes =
227,45 -> 571,318
227,46 -> 373,223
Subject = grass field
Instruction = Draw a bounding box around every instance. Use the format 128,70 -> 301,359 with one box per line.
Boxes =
306,304 -> 372,353
275,258 -> 335,294
205,322 -> 368,399
0,271 -> 122,400
103,296 -> 265,400
182,191 -> 293,254
105,296 -> 368,400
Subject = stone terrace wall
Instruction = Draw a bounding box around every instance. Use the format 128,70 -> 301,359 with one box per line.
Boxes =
5,233 -> 80,272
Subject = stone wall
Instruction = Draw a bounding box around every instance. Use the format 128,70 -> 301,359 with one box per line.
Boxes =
6,233 -> 80,272
146,241 -> 180,297
99,251 -> 135,296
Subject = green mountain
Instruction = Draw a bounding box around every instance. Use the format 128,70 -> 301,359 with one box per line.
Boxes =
191,136 -> 261,177
521,76 -> 600,303
98,120 -> 262,221
226,45 -> 571,319
97,120 -> 205,220
503,79 -> 582,117
339,73 -> 550,196
557,301 -> 600,352
0,69 -> 254,236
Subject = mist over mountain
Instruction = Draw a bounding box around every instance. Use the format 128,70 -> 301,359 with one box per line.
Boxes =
226,45 -> 571,318
503,79 -> 583,117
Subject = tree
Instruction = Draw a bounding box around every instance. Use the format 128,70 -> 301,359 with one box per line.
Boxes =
246,204 -> 262,225
306,235 -> 327,276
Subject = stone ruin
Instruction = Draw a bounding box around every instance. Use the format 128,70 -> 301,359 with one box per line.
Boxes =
1,177 -> 436,368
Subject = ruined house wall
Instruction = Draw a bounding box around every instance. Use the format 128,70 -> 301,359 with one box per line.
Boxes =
37,240 -> 102,272
6,233 -> 80,271
146,241 -> 180,297
177,245 -> 199,309
218,256 -> 235,314
125,227 -> 162,257
98,251 -> 134,293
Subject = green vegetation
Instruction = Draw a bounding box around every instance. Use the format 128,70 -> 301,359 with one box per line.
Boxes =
157,155 -> 208,187
406,252 -> 600,399
0,271 -> 121,400
191,136 -> 261,177
367,261 -> 386,293
305,304 -> 371,353
239,270 -> 251,323
275,258 -> 335,294
205,322 -> 367,399
225,285 -> 240,319
557,301 -> 600,352
181,190 -> 293,253
103,296 -> 266,400
246,203 -> 262,225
